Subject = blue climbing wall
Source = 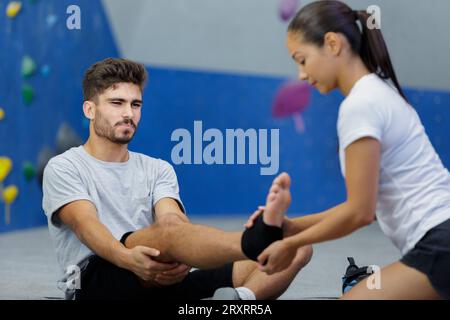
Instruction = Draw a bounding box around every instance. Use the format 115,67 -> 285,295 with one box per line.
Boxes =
132,67 -> 450,216
1,1 -> 449,233
132,68 -> 346,216
0,0 -> 118,232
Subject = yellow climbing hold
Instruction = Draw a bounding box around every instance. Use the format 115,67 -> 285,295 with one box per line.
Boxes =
0,108 -> 5,120
3,185 -> 18,225
6,1 -> 22,18
0,157 -> 13,183
2,185 -> 18,205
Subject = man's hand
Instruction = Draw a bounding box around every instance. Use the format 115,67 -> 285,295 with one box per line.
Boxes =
256,239 -> 298,275
154,263 -> 191,286
125,246 -> 191,287
58,199 -> 191,287
126,246 -> 178,283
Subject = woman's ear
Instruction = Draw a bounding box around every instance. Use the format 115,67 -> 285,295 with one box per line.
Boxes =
323,32 -> 343,56
83,101 -> 95,120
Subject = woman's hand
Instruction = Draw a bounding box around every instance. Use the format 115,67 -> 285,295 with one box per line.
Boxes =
257,239 -> 298,275
244,206 -> 265,228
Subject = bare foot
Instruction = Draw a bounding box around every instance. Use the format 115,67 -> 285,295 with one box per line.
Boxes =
263,172 -> 291,227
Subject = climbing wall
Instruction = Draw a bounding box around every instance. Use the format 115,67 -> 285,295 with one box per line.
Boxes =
1,0 -> 449,233
0,0 -> 118,232
132,67 -> 450,216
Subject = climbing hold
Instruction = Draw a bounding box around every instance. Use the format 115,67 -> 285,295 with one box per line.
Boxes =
0,108 -> 5,121
23,161 -> 36,181
22,55 -> 37,78
22,84 -> 35,105
272,80 -> 311,133
3,185 -> 19,225
0,157 -> 13,184
2,185 -> 18,204
46,14 -> 57,29
278,0 -> 299,22
56,122 -> 82,154
6,1 -> 22,18
41,64 -> 51,77
37,147 -> 56,187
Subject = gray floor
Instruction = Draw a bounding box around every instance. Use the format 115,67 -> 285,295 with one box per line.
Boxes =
0,217 -> 400,300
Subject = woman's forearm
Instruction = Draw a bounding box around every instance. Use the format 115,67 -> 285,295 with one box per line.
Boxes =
286,202 -> 370,247
284,202 -> 348,236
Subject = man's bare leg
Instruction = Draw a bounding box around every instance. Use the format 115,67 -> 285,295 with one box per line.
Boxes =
262,172 -> 291,228
124,172 -> 293,269
233,245 -> 313,299
230,173 -> 312,299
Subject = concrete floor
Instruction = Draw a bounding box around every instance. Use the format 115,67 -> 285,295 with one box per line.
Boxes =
0,217 -> 400,300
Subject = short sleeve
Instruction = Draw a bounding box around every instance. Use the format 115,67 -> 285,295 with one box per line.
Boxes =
152,160 -> 185,213
337,98 -> 384,151
42,158 -> 94,227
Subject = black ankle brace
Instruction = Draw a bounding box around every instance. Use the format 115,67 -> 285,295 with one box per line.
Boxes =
241,214 -> 283,261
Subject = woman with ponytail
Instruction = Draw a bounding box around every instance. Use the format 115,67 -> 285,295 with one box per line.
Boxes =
247,0 -> 450,299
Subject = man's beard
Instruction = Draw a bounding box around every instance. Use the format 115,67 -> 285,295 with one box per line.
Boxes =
93,111 -> 137,145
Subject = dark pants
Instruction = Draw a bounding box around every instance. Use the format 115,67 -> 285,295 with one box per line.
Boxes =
75,255 -> 234,300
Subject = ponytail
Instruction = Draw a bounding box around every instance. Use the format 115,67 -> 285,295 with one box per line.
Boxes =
354,11 -> 408,101
288,1 -> 408,102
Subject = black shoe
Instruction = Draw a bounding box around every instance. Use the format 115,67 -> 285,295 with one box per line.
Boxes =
342,257 -> 373,294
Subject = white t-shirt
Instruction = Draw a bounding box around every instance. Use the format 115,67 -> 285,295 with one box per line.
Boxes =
338,73 -> 450,255
42,146 -> 185,299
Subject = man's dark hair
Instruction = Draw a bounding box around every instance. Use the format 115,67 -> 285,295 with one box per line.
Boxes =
82,58 -> 148,102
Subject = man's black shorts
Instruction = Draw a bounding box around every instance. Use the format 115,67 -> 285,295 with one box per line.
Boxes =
75,232 -> 234,301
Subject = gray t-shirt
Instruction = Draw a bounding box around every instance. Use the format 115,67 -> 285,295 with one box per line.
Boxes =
42,146 -> 185,298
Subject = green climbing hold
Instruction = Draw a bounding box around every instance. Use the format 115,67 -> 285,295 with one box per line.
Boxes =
22,84 -> 34,105
22,56 -> 37,78
23,162 -> 36,181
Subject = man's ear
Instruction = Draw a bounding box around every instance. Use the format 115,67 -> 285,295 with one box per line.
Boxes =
323,32 -> 343,56
83,101 -> 95,120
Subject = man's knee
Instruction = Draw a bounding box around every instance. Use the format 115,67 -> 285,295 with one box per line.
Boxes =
154,212 -> 188,239
155,212 -> 187,227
